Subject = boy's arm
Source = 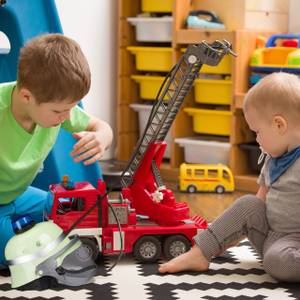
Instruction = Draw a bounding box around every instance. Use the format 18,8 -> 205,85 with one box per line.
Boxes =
256,185 -> 269,201
70,115 -> 113,165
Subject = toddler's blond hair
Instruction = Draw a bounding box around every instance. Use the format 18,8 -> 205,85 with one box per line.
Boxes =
243,72 -> 300,125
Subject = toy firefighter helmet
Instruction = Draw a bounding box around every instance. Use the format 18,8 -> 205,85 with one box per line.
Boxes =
5,215 -> 96,288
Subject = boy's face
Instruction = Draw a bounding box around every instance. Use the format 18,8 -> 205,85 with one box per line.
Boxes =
28,97 -> 79,128
244,108 -> 288,158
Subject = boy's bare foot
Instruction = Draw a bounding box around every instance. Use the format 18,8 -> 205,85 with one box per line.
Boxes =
158,245 -> 209,273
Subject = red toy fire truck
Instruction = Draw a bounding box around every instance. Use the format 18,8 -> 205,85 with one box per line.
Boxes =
49,40 -> 235,263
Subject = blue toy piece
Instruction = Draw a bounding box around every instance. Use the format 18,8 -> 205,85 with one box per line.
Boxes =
187,10 -> 225,30
0,0 -> 102,190
265,34 -> 300,48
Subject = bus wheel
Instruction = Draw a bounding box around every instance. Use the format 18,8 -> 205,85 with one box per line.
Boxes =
215,185 -> 225,194
134,236 -> 161,263
187,185 -> 197,193
163,235 -> 191,260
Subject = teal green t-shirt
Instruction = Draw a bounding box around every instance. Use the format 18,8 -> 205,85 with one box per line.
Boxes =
0,82 -> 90,204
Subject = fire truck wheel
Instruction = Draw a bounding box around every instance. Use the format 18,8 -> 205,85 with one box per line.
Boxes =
187,185 -> 197,193
133,236 -> 161,263
163,235 -> 191,260
80,238 -> 99,261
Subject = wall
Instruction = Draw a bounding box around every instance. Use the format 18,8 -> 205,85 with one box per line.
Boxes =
289,0 -> 300,33
55,0 -> 117,159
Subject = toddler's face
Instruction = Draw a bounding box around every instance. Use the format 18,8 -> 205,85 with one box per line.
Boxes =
28,97 -> 78,128
244,108 -> 287,158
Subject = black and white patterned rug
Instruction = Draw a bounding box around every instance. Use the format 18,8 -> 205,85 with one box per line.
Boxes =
1,241 -> 300,300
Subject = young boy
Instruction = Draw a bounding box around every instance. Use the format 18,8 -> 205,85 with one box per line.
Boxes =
0,33 -> 113,267
159,72 -> 300,282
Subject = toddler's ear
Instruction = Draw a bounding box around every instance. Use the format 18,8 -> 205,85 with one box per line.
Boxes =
273,115 -> 287,134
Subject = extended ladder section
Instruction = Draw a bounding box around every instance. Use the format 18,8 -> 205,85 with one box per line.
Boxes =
121,40 -> 235,188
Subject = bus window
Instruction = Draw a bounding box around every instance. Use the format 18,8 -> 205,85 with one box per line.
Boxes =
223,170 -> 231,180
207,169 -> 218,178
195,169 -> 205,178
186,168 -> 192,177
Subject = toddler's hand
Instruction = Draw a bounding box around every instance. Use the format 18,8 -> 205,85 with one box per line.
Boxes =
71,131 -> 108,165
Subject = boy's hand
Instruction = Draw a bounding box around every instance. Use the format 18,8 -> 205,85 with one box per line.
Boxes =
71,131 -> 106,165
70,118 -> 113,165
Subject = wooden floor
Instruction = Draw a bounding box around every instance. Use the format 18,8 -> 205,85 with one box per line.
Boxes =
166,182 -> 246,223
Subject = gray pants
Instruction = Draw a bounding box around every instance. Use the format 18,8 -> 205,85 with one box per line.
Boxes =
194,194 -> 300,282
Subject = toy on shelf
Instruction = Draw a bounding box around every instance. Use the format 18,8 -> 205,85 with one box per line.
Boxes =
250,34 -> 300,85
187,10 -> 225,30
49,40 -> 236,264
179,163 -> 235,194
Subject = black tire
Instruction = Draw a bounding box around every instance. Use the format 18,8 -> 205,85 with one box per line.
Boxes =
215,185 -> 225,194
163,235 -> 191,260
187,185 -> 197,193
133,236 -> 161,263
79,238 -> 99,262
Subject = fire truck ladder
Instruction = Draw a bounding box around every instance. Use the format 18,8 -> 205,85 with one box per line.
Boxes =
121,40 -> 236,188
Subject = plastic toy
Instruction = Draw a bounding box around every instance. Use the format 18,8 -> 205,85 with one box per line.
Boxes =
5,215 -> 96,288
49,40 -> 236,263
179,163 -> 235,194
187,10 -> 225,29
250,34 -> 300,74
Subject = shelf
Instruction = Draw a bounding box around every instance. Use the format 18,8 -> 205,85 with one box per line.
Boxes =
175,29 -> 235,45
235,93 -> 245,109
117,0 -> 277,193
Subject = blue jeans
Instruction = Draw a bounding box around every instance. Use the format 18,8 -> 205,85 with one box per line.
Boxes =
0,186 -> 53,265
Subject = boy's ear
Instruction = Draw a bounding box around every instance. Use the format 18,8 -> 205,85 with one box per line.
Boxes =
19,88 -> 34,104
273,115 -> 288,134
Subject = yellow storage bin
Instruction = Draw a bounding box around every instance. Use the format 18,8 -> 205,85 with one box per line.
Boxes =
141,0 -> 173,12
194,78 -> 232,105
184,108 -> 232,136
181,49 -> 232,74
201,55 -> 232,74
127,47 -> 172,72
131,75 -> 165,100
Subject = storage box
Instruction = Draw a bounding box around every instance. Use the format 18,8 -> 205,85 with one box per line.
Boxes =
191,0 -> 289,31
130,103 -> 172,158
127,47 -> 172,72
184,108 -> 232,136
127,17 -> 173,42
131,75 -> 166,100
201,55 -> 232,74
194,78 -> 232,105
175,137 -> 230,164
181,49 -> 232,74
141,0 -> 173,13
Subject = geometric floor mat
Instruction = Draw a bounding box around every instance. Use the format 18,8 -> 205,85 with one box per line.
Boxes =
1,241 -> 300,300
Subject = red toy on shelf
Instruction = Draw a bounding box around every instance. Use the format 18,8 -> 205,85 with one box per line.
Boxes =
49,40 -> 235,263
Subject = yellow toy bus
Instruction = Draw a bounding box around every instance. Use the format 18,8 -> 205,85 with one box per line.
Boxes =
179,163 -> 234,193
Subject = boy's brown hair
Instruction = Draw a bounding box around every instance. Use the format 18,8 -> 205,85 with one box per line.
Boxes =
17,33 -> 91,104
243,72 -> 300,125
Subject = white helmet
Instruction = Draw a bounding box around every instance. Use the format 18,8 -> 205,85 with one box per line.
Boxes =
5,215 -> 96,289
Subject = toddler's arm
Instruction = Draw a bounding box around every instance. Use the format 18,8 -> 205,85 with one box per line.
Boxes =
256,185 -> 268,201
